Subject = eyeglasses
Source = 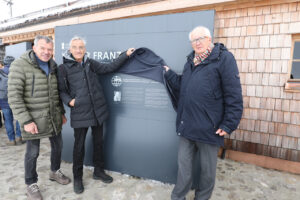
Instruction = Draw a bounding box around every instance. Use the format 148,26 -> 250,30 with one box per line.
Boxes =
71,46 -> 85,51
191,36 -> 207,44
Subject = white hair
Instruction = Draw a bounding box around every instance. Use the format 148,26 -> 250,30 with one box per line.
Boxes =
189,26 -> 211,41
69,36 -> 87,47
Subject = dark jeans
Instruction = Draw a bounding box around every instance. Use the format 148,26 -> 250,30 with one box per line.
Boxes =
73,124 -> 104,180
0,110 -> 2,128
25,133 -> 63,185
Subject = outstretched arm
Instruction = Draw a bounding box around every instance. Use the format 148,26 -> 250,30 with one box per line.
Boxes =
92,48 -> 135,74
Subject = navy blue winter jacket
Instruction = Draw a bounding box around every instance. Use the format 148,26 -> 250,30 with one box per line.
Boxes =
0,65 -> 10,109
164,43 -> 243,146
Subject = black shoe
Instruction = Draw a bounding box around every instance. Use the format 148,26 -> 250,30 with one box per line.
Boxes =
93,169 -> 113,183
73,179 -> 84,194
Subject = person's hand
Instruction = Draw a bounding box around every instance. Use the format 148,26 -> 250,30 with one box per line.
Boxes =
69,99 -> 75,107
163,66 -> 170,72
24,122 -> 39,134
216,129 -> 228,136
62,115 -> 67,125
126,48 -> 135,56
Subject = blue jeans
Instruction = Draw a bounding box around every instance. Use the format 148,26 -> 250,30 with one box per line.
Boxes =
2,108 -> 21,141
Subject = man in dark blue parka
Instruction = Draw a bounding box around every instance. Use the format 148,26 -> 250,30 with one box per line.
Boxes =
164,26 -> 243,200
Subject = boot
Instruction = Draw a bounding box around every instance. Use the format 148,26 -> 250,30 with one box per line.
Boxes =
6,140 -> 16,146
73,179 -> 84,194
49,169 -> 71,185
26,183 -> 43,200
16,137 -> 25,145
93,168 -> 113,183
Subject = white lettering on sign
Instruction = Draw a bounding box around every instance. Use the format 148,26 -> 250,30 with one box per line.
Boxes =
93,51 -> 122,61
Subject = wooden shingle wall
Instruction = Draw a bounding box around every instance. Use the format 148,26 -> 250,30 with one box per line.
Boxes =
214,2 -> 300,161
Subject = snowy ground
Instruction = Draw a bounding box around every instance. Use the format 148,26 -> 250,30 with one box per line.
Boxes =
0,125 -> 300,200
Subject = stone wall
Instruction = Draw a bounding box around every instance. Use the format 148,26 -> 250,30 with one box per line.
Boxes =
214,2 -> 300,161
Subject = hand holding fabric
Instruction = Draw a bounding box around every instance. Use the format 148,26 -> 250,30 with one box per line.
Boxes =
126,48 -> 135,56
163,66 -> 170,72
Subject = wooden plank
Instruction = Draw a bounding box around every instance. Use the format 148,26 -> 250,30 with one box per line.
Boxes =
225,149 -> 300,174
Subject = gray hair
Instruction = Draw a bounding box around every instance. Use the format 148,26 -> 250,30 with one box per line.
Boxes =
189,26 -> 212,41
69,36 -> 87,47
34,35 -> 53,46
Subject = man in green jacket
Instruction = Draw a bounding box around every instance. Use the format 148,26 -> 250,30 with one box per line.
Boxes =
8,35 -> 71,200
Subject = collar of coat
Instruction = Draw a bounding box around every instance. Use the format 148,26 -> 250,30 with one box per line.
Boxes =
21,50 -> 57,73
187,43 -> 227,65
62,50 -> 89,66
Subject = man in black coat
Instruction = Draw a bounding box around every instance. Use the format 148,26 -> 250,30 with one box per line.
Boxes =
164,26 -> 243,200
57,36 -> 134,194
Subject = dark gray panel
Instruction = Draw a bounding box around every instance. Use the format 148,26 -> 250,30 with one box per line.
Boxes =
56,10 -> 215,183
5,42 -> 32,59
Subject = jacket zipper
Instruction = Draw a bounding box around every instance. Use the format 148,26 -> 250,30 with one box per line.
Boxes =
49,72 -> 58,135
31,74 -> 35,96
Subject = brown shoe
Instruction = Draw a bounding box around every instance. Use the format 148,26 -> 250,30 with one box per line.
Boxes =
6,140 -> 16,146
16,137 -> 25,145
49,169 -> 71,185
27,183 -> 43,200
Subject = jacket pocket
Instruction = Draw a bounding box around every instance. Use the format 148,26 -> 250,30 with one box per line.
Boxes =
31,74 -> 35,96
31,111 -> 49,134
203,105 -> 216,129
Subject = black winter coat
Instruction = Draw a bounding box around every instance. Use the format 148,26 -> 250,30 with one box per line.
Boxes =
164,43 -> 243,146
58,51 -> 128,128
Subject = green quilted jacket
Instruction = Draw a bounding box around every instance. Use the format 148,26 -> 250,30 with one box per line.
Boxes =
8,50 -> 64,140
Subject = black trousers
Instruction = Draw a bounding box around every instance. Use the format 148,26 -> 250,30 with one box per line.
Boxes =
73,124 -> 104,180
0,110 -> 3,128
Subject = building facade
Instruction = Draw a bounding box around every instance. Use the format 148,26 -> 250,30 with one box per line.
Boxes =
1,0 -> 300,173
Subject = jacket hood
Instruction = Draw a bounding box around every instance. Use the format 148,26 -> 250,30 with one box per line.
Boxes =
63,50 -> 88,64
19,50 -> 57,71
3,56 -> 15,66
187,43 -> 228,63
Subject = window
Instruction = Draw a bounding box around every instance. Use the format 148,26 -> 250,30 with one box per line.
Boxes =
285,35 -> 300,92
290,40 -> 300,79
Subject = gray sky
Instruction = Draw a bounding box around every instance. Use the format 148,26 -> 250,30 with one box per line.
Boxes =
0,0 -> 71,21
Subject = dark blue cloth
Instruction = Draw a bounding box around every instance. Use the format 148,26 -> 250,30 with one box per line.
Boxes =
35,55 -> 49,76
164,43 -> 243,146
118,47 -> 179,111
117,47 -> 166,83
